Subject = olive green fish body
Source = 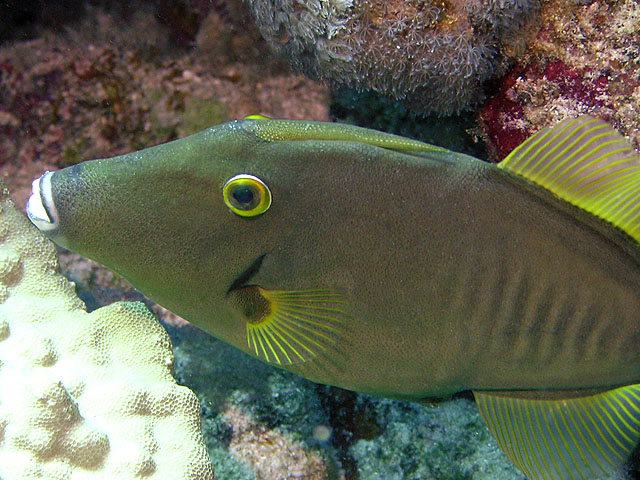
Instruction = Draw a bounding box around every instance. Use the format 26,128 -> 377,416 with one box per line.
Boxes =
27,116 -> 640,479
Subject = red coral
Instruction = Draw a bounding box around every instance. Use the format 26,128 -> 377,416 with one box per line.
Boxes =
542,60 -> 609,107
480,59 -> 615,161
479,68 -> 530,161
480,96 -> 528,161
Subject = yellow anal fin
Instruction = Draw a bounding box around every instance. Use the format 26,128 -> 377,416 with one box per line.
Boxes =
237,287 -> 347,366
498,115 -> 640,244
474,385 -> 640,480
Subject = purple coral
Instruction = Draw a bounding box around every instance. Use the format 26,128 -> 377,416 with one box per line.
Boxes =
246,0 -> 541,114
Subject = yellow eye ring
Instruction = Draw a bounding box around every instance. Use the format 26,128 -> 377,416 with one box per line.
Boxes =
223,174 -> 272,217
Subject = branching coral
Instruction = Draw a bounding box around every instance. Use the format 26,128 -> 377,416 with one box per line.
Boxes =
246,0 -> 541,114
0,181 -> 214,479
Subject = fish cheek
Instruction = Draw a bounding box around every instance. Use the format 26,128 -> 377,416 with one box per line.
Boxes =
244,244 -> 307,290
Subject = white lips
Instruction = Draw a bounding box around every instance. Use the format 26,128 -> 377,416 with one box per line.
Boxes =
26,172 -> 59,232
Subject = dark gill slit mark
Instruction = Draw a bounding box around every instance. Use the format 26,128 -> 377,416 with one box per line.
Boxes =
227,254 -> 267,293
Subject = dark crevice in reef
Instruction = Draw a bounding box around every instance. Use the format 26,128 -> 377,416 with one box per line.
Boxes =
316,384 -> 381,480
330,87 -> 489,160
0,0 -> 225,47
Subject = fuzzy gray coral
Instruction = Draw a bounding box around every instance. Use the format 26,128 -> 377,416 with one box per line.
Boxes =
246,0 -> 541,114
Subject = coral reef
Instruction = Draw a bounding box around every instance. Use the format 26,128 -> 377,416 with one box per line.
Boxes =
350,398 -> 524,480
480,0 -> 640,160
0,180 -> 213,479
246,0 -> 542,114
0,0 -> 329,209
3,0 -> 640,478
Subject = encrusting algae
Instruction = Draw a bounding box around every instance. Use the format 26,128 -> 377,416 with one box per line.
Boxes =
480,0 -> 640,160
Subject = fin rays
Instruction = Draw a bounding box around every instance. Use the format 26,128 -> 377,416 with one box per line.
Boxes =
246,289 -> 346,365
475,385 -> 640,480
499,116 -> 640,243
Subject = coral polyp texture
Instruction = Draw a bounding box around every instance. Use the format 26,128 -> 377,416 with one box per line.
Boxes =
245,0 -> 541,114
0,181 -> 214,479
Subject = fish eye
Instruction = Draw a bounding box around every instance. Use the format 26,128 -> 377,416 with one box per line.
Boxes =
223,174 -> 272,217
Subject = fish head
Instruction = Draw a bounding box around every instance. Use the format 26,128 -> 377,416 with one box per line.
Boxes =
26,118 -> 441,362
25,120 -> 294,347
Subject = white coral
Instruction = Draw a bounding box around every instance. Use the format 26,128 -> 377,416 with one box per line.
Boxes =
0,182 -> 214,480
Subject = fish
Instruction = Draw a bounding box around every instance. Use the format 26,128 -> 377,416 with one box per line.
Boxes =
26,114 -> 640,480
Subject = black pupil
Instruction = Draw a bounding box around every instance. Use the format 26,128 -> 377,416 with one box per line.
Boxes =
232,185 -> 255,206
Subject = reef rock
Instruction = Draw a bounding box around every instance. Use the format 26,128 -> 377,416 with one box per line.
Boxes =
0,180 -> 213,479
480,0 -> 640,160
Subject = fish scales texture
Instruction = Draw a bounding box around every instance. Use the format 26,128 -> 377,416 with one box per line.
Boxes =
26,115 -> 640,480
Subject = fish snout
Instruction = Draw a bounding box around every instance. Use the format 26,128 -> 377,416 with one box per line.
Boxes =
26,171 -> 59,232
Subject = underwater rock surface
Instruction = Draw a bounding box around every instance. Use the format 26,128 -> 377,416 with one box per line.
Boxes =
480,0 -> 640,160
350,399 -> 523,480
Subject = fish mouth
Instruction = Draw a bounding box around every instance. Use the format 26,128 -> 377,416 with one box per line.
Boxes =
26,171 -> 60,232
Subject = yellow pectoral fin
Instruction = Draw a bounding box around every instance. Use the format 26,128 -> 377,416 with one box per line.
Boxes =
474,385 -> 640,480
231,286 -> 347,365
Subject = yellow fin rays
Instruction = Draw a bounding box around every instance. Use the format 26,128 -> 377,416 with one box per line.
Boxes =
498,115 -> 640,243
475,385 -> 640,480
246,289 -> 346,365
